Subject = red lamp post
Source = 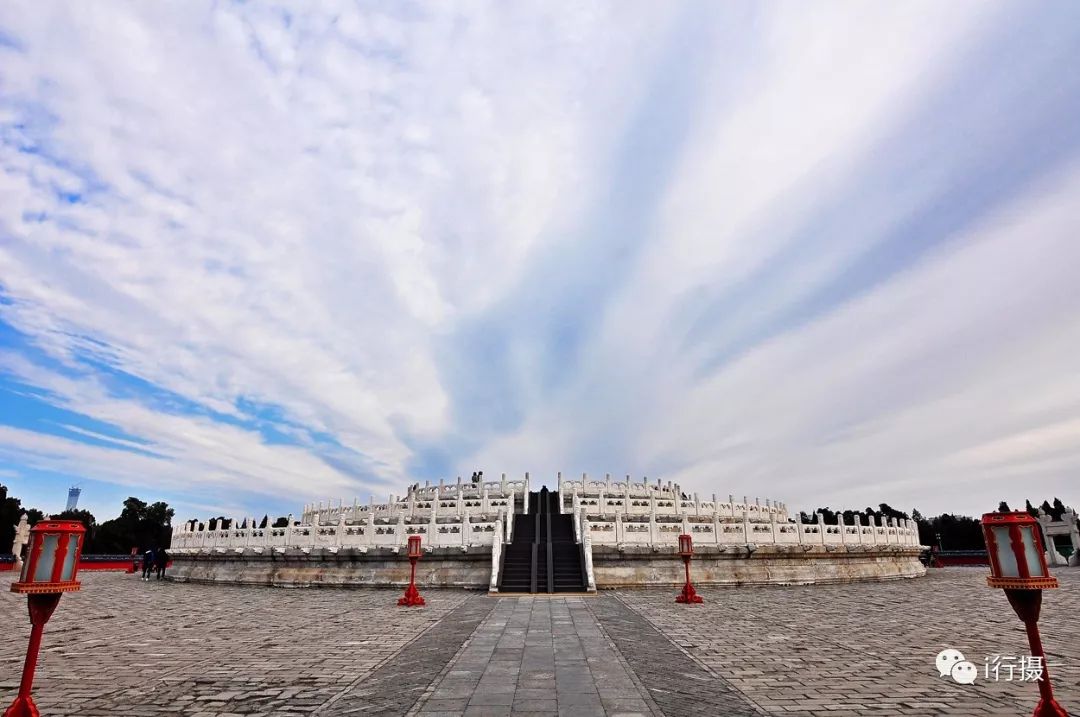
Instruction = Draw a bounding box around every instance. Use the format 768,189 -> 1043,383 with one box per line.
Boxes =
398,534 -> 426,607
675,533 -> 703,604
5,519 -> 86,717
981,512 -> 1068,717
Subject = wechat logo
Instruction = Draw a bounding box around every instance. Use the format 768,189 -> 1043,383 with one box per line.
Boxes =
936,649 -> 977,685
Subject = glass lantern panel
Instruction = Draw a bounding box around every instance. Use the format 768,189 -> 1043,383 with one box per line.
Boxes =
33,534 -> 60,583
1020,527 -> 1045,577
60,535 -> 80,581
991,526 -> 1019,578
19,551 -> 31,582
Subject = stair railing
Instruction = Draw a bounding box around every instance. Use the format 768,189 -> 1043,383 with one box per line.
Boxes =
580,507 -> 595,592
489,511 -> 504,593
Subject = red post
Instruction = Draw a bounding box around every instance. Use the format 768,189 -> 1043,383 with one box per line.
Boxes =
398,535 -> 426,607
6,519 -> 85,717
126,547 -> 138,574
981,512 -> 1068,717
675,533 -> 703,604
1005,590 -> 1068,717
4,594 -> 62,717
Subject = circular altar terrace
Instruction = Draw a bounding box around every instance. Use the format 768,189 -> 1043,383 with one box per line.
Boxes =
168,474 -> 927,590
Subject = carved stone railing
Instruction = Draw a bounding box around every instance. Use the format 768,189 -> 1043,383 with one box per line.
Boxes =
489,512 -> 504,593
171,513 -> 502,554
556,473 -> 788,523
584,511 -> 921,548
301,490 -> 518,526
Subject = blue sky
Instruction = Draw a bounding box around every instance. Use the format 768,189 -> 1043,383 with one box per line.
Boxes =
2,2 -> 1079,523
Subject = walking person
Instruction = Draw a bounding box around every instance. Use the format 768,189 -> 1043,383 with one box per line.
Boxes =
155,547 -> 169,580
142,547 -> 155,581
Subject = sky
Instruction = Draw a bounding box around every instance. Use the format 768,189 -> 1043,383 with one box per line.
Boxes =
1,2 -> 1079,524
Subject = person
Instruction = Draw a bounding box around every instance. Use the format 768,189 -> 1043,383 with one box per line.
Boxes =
142,548 -> 155,581
155,548 -> 169,580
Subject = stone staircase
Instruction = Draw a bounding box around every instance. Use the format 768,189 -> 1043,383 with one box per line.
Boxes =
498,487 -> 588,593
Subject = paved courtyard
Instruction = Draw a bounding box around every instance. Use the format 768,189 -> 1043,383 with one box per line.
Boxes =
1,568 -> 1077,716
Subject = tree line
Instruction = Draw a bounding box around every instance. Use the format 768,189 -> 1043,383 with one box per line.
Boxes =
800,497 -> 1074,552
2,485 -> 175,555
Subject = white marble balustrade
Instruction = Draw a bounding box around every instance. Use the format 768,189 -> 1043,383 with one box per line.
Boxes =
557,473 -> 789,523
299,474 -> 528,526
171,511 -> 509,554
582,508 -> 920,548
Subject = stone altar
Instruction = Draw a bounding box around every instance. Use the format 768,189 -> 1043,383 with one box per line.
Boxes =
168,473 -> 926,589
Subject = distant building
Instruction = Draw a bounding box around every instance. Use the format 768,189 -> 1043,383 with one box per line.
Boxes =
65,486 -> 82,512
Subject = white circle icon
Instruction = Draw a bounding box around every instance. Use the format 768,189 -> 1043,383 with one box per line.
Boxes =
951,660 -> 978,685
935,649 -> 965,678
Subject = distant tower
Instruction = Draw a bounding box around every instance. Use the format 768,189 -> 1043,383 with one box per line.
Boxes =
65,486 -> 81,512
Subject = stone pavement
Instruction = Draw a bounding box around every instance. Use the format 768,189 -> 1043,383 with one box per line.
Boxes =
1,569 -> 1078,716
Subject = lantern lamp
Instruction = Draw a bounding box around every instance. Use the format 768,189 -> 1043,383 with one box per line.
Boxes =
982,512 -> 1057,590
678,533 -> 693,558
675,533 -> 703,604
398,534 -> 426,607
6,519 -> 86,717
407,534 -> 423,560
981,512 -> 1066,717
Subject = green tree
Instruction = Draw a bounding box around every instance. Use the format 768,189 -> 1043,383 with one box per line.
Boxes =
1,484 -> 44,554
54,508 -> 98,551
94,496 -> 175,553
997,501 -> 1012,512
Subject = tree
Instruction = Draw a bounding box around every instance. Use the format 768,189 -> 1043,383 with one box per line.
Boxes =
878,504 -> 910,522
94,496 -> 175,553
997,501 -> 1011,512
272,516 -> 289,528
1051,497 -> 1067,521
1,484 -> 43,554
1025,499 -> 1039,518
55,508 -> 98,550
259,515 -> 269,529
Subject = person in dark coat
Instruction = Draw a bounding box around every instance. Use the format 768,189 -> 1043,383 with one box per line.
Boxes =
155,548 -> 169,580
142,548 -> 155,581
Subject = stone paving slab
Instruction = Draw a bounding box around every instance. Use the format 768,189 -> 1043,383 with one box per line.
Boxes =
2,569 -> 1078,716
410,596 -> 660,717
0,573 -> 469,716
613,567 -> 1080,717
322,596 -> 496,715
589,595 -> 762,716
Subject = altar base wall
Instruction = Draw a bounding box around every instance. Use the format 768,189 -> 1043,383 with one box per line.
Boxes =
167,546 -> 491,589
591,544 -> 926,588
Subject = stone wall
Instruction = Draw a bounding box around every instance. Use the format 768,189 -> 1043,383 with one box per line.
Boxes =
168,546 -> 492,589
591,544 -> 926,588
169,543 -> 925,589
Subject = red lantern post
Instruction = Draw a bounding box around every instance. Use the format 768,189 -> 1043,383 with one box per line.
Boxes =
981,512 -> 1067,717
398,534 -> 426,607
675,533 -> 703,604
5,519 -> 86,717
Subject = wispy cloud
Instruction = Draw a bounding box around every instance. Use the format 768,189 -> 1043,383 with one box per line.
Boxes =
1,1 -> 1078,519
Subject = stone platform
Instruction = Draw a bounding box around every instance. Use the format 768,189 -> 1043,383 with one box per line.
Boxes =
591,544 -> 925,587
169,546 -> 492,588
166,543 -> 925,590
2,569 -> 1077,716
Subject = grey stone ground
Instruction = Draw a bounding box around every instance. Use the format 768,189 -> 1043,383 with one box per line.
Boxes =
1,569 -> 1077,716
